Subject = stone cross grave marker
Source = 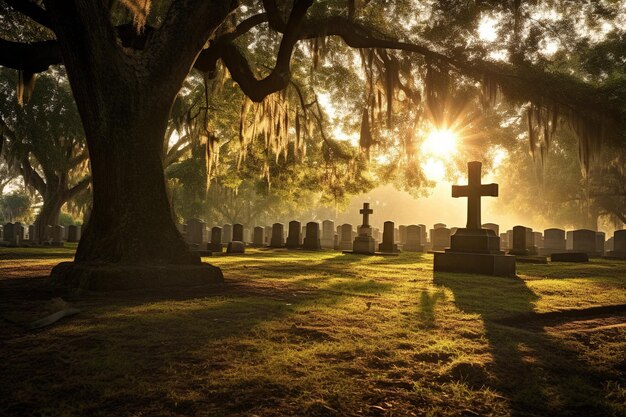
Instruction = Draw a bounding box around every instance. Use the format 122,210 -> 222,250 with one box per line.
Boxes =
452,161 -> 498,230
351,203 -> 376,254
434,161 -> 514,276
360,203 -> 373,227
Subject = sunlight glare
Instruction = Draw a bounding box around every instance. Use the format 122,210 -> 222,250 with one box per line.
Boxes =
421,158 -> 445,182
478,16 -> 498,42
421,129 -> 458,157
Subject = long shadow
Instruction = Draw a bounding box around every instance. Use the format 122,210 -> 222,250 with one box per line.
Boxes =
434,271 -> 616,417
0,250 -> 408,416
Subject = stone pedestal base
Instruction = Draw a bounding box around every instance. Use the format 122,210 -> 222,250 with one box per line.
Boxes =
402,242 -> 424,252
320,238 -> 334,249
605,251 -> 626,259
207,243 -> 223,253
50,262 -> 224,291
339,241 -> 353,251
434,251 -> 516,277
551,252 -> 589,262
302,237 -> 321,250
451,228 -> 500,253
285,237 -> 300,248
352,235 -> 376,254
378,242 -> 398,253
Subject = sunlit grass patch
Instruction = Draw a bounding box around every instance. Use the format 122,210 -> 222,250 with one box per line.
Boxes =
1,248 -> 625,416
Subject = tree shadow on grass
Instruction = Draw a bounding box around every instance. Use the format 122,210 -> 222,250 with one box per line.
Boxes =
0,273 -> 326,416
434,271 -> 616,417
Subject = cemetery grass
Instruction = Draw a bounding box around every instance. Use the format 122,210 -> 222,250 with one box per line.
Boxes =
0,248 -> 625,417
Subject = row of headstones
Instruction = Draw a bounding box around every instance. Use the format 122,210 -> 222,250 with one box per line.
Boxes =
182,219 -> 450,253
180,218 -> 626,258
0,223 -> 82,246
498,226 -> 625,257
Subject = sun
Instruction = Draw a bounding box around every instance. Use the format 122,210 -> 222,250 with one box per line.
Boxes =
421,129 -> 458,158
420,129 -> 459,181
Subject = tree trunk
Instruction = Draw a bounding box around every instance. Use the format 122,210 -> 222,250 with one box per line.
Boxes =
35,192 -> 64,242
44,0 -> 228,288
74,92 -> 199,265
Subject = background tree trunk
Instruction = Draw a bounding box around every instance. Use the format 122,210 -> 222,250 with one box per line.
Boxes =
35,192 -> 64,242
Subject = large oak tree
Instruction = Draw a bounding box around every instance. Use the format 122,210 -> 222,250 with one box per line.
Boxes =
1,0 -> 623,287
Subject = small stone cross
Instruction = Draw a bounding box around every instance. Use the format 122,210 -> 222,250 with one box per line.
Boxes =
360,203 -> 373,227
452,161 -> 498,230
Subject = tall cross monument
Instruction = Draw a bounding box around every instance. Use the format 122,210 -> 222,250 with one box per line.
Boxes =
452,161 -> 498,230
433,161 -> 515,277
360,203 -> 373,227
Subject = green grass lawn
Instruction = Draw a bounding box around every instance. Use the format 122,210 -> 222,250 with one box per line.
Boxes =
1,248 -> 625,416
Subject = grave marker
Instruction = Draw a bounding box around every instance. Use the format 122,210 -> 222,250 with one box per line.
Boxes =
434,161 -> 515,276
303,222 -> 321,250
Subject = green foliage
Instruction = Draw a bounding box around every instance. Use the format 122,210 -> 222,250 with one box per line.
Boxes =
0,190 -> 32,223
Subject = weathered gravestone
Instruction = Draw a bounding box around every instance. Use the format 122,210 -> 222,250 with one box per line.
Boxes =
482,223 -> 499,236
321,220 -> 335,249
533,232 -> 543,249
264,226 -> 271,244
541,228 -> 566,256
431,226 -> 451,251
509,226 -> 530,255
67,225 -> 81,243
270,223 -> 285,247
378,221 -> 399,253
596,232 -> 605,255
403,225 -> 424,252
285,220 -> 302,248
227,241 -> 245,254
243,228 -> 250,243
399,225 -> 407,246
3,223 -> 19,246
606,230 -> 626,258
209,227 -> 223,252
51,225 -> 65,246
571,229 -> 598,255
500,233 -> 509,250
339,224 -> 353,250
303,222 -> 321,250
228,223 -> 245,253
232,223 -> 244,242
509,226 -> 538,256
222,224 -> 233,244
434,161 -> 515,277
186,219 -> 207,246
252,226 -> 265,247
350,203 -> 376,254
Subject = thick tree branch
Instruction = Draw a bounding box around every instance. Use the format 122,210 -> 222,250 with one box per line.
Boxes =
4,0 -> 52,28
147,0 -> 238,92
199,0 -> 313,102
66,175 -> 90,200
0,38 -> 61,72
19,156 -> 46,195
